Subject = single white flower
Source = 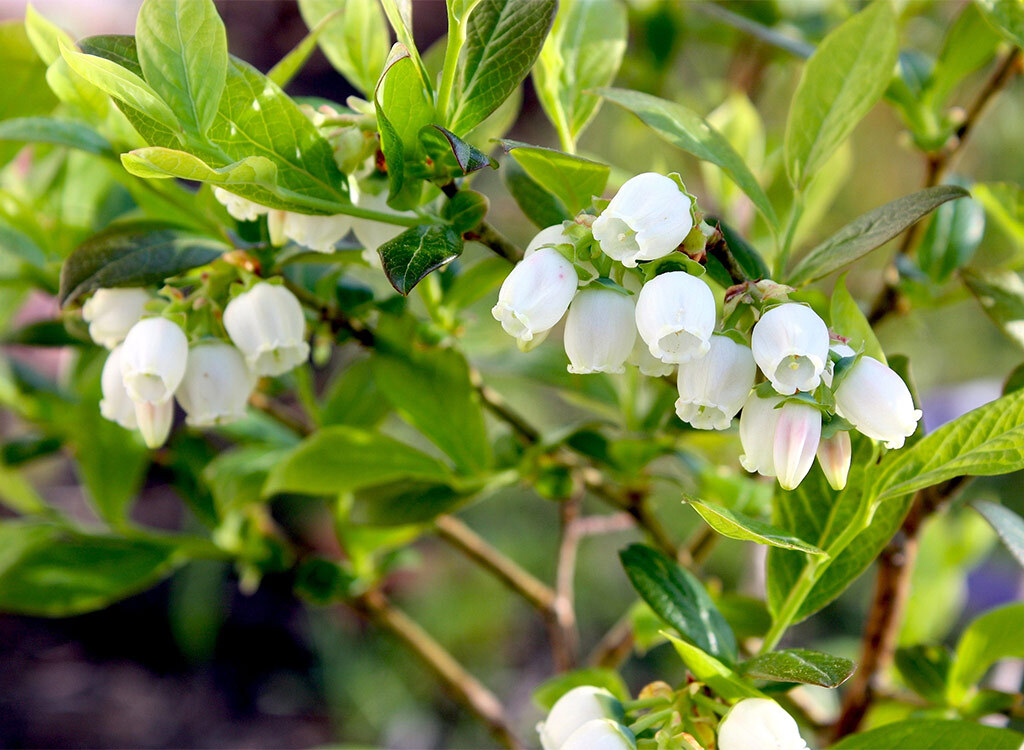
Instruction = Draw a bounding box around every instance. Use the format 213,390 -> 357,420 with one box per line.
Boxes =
834,356 -> 922,449
223,282 -> 310,377
675,335 -> 755,430
635,271 -> 716,364
739,392 -> 783,477
717,698 -> 808,750
773,401 -> 822,491
560,719 -> 637,750
134,399 -> 174,449
99,345 -> 137,429
82,288 -> 150,349
817,430 -> 852,491
537,686 -> 625,750
280,212 -> 353,253
119,317 -> 188,404
213,187 -> 271,222
628,337 -> 675,377
592,172 -> 694,267
564,288 -> 636,374
492,247 -> 577,346
175,341 -> 255,427
751,303 -> 829,395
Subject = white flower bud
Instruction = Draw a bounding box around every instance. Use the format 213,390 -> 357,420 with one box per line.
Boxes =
525,224 -> 574,257
592,172 -> 694,267
224,282 -> 310,377
99,345 -> 137,429
561,720 -> 636,750
119,317 -> 188,404
281,212 -> 353,253
82,288 -> 150,349
492,248 -> 577,345
564,288 -> 636,374
739,392 -> 783,477
537,686 -> 625,750
834,356 -> 922,449
751,304 -> 829,395
635,271 -> 716,364
718,699 -> 807,750
175,341 -> 255,427
134,399 -> 174,449
675,335 -> 755,430
773,401 -> 822,491
628,337 -> 675,377
817,430 -> 852,490
213,187 -> 271,222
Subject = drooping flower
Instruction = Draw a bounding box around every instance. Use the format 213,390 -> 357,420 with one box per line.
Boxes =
675,334 -> 755,430
280,212 -> 353,253
834,356 -> 922,449
751,303 -> 829,395
99,345 -> 137,429
564,288 -> 636,374
739,392 -> 783,477
223,282 -> 310,377
537,686 -> 625,750
592,172 -> 694,267
628,337 -> 675,377
817,430 -> 852,490
717,698 -> 808,750
134,399 -> 174,449
492,247 -> 577,347
635,271 -> 716,364
82,288 -> 150,349
213,187 -> 271,222
119,317 -> 189,404
175,341 -> 255,427
560,719 -> 637,750
773,401 -> 822,490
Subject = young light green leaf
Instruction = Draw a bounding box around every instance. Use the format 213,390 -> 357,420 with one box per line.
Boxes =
830,274 -> 885,363
620,543 -> 737,663
122,147 -> 278,186
0,21 -> 58,159
503,159 -> 572,228
977,0 -> 1024,48
499,139 -> 608,215
831,719 -> 1024,749
0,117 -> 115,159
972,500 -> 1024,569
962,268 -> 1024,350
787,185 -> 970,284
24,3 -> 73,65
784,1 -> 898,189
0,463 -> 48,515
268,8 -> 340,88
739,648 -> 855,688
972,182 -> 1024,260
686,499 -> 826,556
298,0 -> 389,95
135,0 -> 227,136
378,225 -> 463,296
663,632 -> 761,700
930,3 -> 1002,106
599,87 -> 778,230
948,602 -> 1024,703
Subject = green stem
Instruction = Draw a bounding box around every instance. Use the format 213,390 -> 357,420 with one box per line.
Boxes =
628,707 -> 675,735
774,191 -> 803,279
437,3 -> 474,124
274,187 -> 426,226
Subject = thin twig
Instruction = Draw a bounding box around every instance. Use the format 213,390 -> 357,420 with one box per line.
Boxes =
465,222 -> 524,264
249,390 -> 312,435
575,512 -> 635,537
552,489 -> 584,671
587,611 -> 635,670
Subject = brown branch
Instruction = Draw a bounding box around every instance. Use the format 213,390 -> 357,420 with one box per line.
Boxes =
551,490 -> 583,671
249,391 -> 312,435
355,589 -> 524,749
832,477 -> 967,740
475,380 -> 542,443
587,611 -> 635,670
465,222 -> 524,264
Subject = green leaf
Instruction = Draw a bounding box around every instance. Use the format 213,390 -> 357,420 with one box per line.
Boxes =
122,147 -> 277,186
59,222 -> 226,306
378,225 -> 463,295
739,648 -> 854,688
831,719 -> 1024,749
0,21 -> 58,163
320,358 -> 391,428
664,632 -> 761,700
533,0 -> 627,148
442,190 -> 489,234
499,139 -> 608,215
973,500 -> 1024,569
830,274 -> 885,363
532,667 -> 630,711
426,125 -> 496,175
24,3 -> 73,66
948,602 -> 1024,703
711,218 -> 771,281
895,644 -> 953,704
268,8 -> 340,88
135,0 -> 227,136
686,499 -> 826,556
918,193 -> 985,283
350,480 -> 469,525
379,46 -> 435,160
784,1 -> 898,189
598,87 -> 777,229
619,543 -> 737,662
973,182 -> 1024,261
0,116 -> 116,159
0,523 -> 183,616
450,0 -> 557,133
930,3 -> 1002,106
787,185 -> 970,285
263,425 -> 453,497
299,0 -> 389,94
444,256 -> 509,309
204,445 -> 288,515
977,0 -> 1024,48
0,463 -> 48,515
963,268 -> 1024,350
0,221 -> 47,269
502,158 -> 572,228
371,318 -> 491,473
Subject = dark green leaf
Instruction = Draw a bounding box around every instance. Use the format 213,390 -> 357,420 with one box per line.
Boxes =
532,667 -> 630,711
711,217 -> 770,280
894,644 -> 953,704
378,225 -> 463,295
973,500 -> 1024,569
426,125 -> 496,174
503,159 -> 571,228
831,719 -> 1024,749
0,117 -> 115,158
350,480 -> 468,525
687,499 -> 826,556
442,190 -> 489,234
739,648 -> 854,688
500,139 -> 608,215
963,268 -> 1024,350
918,193 -> 985,283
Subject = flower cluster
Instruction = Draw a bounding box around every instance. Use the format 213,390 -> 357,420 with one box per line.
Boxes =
493,173 -> 922,491
87,282 -> 308,448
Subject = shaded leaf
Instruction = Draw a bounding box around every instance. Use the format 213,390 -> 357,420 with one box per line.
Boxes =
895,644 -> 953,704
973,500 -> 1024,569
739,648 -> 854,688
378,225 -> 463,295
503,158 -> 572,228
500,139 -> 608,215
918,193 -> 985,283
442,190 -> 489,234
0,117 -> 115,158
948,602 -> 1024,703
350,480 -> 468,525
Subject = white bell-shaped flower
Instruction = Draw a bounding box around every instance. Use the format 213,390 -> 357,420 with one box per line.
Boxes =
492,248 -> 577,346
213,187 -> 271,222
82,288 -> 150,349
560,720 -> 637,750
834,356 -> 922,449
119,317 -> 188,404
717,698 -> 808,750
281,212 -> 353,253
99,345 -> 137,429
635,271 -> 716,364
564,288 -> 636,374
592,173 -> 694,267
675,335 -> 755,430
175,341 -> 255,427
628,337 -> 675,377
751,304 -> 829,395
817,431 -> 852,491
223,282 -> 310,377
739,392 -> 783,477
537,686 -> 625,750
525,224 -> 574,257
134,399 -> 174,449
773,401 -> 822,490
